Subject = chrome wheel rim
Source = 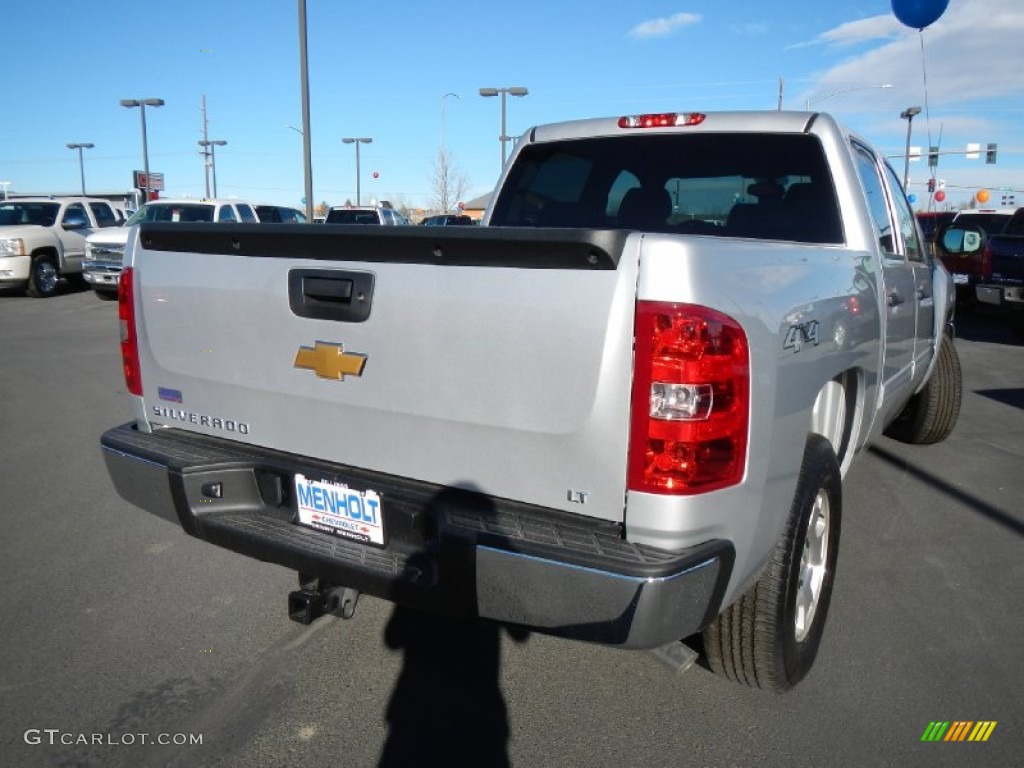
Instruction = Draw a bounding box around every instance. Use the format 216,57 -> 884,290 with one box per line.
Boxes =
795,489 -> 829,642
35,261 -> 58,294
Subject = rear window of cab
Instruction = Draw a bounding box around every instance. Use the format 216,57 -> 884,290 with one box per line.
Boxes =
490,133 -> 843,244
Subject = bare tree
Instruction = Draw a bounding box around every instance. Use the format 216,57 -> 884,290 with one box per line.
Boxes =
430,148 -> 469,214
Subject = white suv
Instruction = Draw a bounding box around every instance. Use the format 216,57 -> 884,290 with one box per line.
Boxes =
83,199 -> 258,299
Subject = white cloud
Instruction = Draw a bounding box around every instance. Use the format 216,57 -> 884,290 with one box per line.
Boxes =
629,12 -> 702,40
803,0 -> 1024,108
817,15 -> 904,46
787,14 -> 903,50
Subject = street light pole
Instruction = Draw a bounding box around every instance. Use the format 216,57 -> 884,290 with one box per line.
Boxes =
341,137 -> 372,206
66,143 -> 94,196
298,0 -> 314,222
120,98 -> 164,202
198,140 -> 227,198
805,84 -> 892,110
441,92 -> 459,153
479,86 -> 528,169
900,106 -> 922,193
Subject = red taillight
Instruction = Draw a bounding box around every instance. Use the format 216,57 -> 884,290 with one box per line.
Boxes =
981,244 -> 992,279
618,112 -> 706,129
119,267 -> 142,396
627,302 -> 749,495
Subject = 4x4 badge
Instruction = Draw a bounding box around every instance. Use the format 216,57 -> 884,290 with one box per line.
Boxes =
294,341 -> 367,380
783,321 -> 820,353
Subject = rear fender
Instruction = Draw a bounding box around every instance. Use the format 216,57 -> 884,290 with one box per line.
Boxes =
917,258 -> 955,394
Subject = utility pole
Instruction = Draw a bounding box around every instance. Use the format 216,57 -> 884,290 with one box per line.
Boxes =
200,95 -> 211,199
479,87 -> 528,169
66,143 -> 94,196
900,106 -> 922,192
298,0 -> 314,222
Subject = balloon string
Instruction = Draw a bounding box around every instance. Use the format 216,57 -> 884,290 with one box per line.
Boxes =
919,30 -> 935,179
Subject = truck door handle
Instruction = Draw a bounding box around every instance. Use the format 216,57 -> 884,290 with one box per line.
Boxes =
288,269 -> 374,322
887,291 -> 904,307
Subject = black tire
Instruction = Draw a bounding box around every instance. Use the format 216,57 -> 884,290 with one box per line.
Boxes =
26,254 -> 60,298
884,333 -> 962,444
703,434 -> 842,691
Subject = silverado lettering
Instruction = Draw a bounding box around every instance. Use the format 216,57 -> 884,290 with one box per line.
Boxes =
150,406 -> 250,434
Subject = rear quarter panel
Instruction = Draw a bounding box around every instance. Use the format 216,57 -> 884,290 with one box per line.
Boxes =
626,234 -> 881,605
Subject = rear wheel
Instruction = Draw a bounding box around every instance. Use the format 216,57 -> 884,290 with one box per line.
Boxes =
884,333 -> 961,444
26,254 -> 60,298
703,434 -> 842,691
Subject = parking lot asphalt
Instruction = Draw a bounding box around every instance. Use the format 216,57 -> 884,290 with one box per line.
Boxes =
1,283 -> 1021,768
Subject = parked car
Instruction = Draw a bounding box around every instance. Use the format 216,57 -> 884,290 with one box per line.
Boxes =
420,214 -> 475,226
83,199 -> 258,299
325,206 -> 410,225
937,208 -> 1017,306
255,205 -> 308,224
0,197 -> 121,297
942,208 -> 1024,330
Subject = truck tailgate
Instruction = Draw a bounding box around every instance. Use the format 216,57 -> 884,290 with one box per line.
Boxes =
131,224 -> 639,523
990,236 -> 1024,285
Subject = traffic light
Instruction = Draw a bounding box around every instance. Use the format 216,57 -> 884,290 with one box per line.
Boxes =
927,178 -> 936,193
928,146 -> 939,167
986,143 -> 997,164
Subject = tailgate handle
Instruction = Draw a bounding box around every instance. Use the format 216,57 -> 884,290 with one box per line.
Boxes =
288,269 -> 374,323
303,276 -> 353,302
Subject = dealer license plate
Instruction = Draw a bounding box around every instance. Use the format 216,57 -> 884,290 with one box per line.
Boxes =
952,273 -> 969,285
293,473 -> 385,546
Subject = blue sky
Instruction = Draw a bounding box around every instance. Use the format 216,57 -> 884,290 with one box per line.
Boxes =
3,0 -> 1022,212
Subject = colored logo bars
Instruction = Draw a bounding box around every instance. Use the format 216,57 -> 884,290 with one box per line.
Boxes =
921,721 -> 997,742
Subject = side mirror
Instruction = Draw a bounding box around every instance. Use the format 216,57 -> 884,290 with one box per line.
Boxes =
62,214 -> 88,230
939,224 -> 984,255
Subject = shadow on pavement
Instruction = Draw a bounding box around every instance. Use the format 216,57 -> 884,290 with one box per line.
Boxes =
377,484 -> 529,767
975,388 -> 1024,410
954,305 -> 1023,346
0,277 -> 91,299
378,607 -> 528,767
869,443 -> 1023,538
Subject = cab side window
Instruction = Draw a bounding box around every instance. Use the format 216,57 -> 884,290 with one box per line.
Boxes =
90,203 -> 118,228
852,142 -> 899,259
882,163 -> 924,262
63,203 -> 89,226
238,205 -> 258,223
218,206 -> 238,222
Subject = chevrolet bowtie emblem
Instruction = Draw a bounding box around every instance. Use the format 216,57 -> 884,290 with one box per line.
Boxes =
293,341 -> 367,380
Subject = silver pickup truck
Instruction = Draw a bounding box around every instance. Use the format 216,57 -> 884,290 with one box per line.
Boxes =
101,111 -> 960,691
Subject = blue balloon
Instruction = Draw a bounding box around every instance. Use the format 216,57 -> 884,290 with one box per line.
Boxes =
908,194 -> 917,203
891,0 -> 949,30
